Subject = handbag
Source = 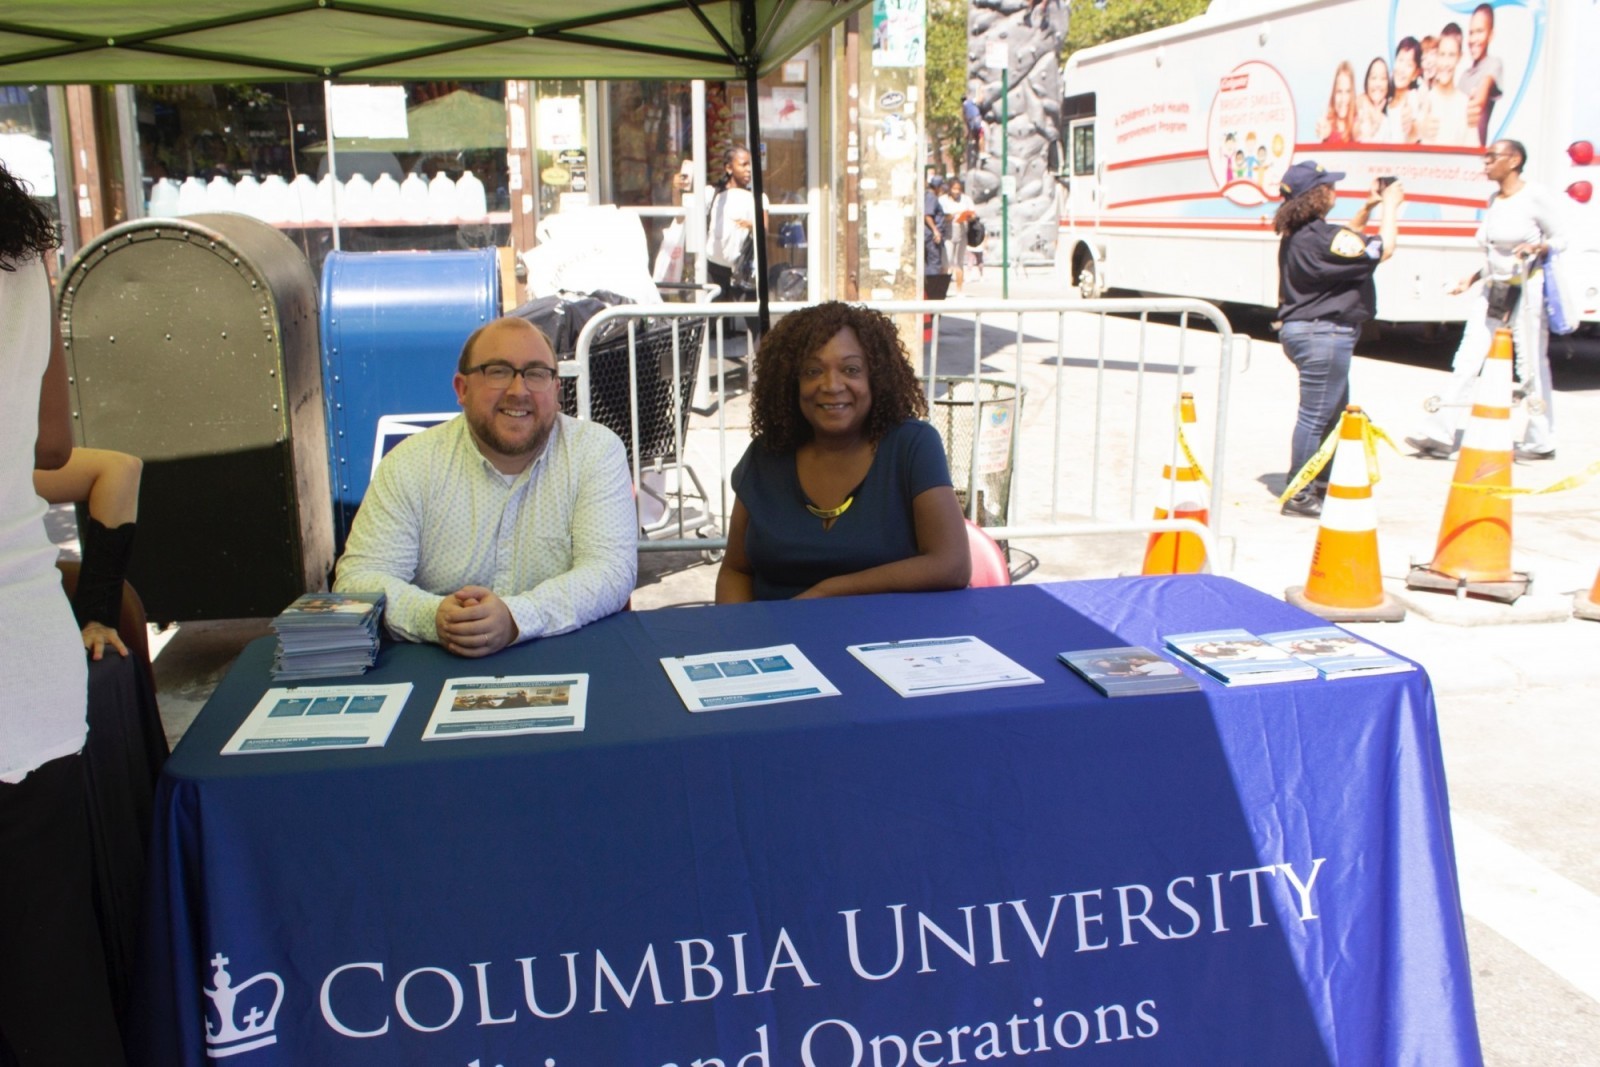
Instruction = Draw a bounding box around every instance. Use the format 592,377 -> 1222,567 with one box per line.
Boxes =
1484,279 -> 1521,322
731,232 -> 757,291
965,217 -> 986,246
1542,247 -> 1580,336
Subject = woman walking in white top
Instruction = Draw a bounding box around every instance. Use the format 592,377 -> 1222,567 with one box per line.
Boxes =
1407,139 -> 1566,460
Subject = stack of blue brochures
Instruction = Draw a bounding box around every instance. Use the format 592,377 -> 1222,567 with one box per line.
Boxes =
270,592 -> 385,680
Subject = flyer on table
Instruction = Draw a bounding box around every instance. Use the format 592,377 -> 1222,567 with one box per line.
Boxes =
422,675 -> 589,740
848,635 -> 1043,697
661,644 -> 839,712
221,683 -> 412,754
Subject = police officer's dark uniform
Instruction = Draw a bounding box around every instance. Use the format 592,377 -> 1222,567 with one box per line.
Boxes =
1275,161 -> 1384,518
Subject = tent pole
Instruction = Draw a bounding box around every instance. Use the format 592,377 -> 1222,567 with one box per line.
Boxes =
323,80 -> 341,251
740,0 -> 770,334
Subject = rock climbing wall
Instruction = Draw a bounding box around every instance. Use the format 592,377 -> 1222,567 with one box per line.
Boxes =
966,0 -> 1066,266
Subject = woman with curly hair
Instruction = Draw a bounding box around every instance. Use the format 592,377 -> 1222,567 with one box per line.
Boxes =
1273,161 -> 1402,518
715,302 -> 969,601
2,161 -> 128,1063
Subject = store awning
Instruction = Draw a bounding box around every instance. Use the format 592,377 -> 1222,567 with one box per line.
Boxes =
0,0 -> 869,84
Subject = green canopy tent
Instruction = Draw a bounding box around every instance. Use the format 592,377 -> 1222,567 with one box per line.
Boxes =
0,0 -> 874,324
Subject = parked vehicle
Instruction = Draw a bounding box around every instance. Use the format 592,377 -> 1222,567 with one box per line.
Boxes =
1057,0 -> 1598,325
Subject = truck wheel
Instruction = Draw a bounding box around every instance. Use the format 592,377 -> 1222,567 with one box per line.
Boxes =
1074,250 -> 1100,299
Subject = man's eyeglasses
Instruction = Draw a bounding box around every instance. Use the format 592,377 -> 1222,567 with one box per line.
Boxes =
466,362 -> 558,389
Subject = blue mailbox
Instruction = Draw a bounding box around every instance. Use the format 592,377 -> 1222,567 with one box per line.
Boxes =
320,249 -> 500,547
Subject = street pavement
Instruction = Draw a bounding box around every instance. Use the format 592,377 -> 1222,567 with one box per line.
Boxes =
131,264 -> 1598,1063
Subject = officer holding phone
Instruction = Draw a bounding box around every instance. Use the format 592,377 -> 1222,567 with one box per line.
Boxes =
1273,161 -> 1404,518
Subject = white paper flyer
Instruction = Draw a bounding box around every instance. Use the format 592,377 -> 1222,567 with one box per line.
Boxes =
661,644 -> 839,712
221,683 -> 413,754
422,675 -> 589,740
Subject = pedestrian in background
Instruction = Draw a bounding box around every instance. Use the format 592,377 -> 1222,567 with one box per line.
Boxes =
923,173 -> 949,285
706,145 -> 769,307
1273,161 -> 1403,518
939,177 -> 976,292
1407,138 -> 1564,461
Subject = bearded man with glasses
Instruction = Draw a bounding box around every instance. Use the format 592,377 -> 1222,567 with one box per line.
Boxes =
334,317 -> 636,656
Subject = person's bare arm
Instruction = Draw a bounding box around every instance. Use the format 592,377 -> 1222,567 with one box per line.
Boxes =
1375,179 -> 1404,263
714,499 -> 757,604
35,313 -> 73,470
33,448 -> 142,525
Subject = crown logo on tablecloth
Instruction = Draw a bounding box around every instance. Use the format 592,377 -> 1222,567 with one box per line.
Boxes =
203,951 -> 284,1058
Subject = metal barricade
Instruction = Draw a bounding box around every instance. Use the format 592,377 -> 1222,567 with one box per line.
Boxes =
570,298 -> 1235,574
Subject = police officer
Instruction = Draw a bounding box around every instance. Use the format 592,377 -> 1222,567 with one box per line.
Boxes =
1273,161 -> 1404,517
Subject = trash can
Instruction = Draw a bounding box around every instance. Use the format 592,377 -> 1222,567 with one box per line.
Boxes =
58,213 -> 332,621
927,378 -> 1021,527
320,248 -> 500,546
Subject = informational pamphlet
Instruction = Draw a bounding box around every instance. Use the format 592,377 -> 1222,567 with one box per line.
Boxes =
270,591 -> 385,680
1163,629 -> 1318,686
847,635 -> 1043,698
1058,646 -> 1201,698
422,675 -> 589,740
221,683 -> 412,754
661,644 -> 839,712
1258,627 -> 1416,680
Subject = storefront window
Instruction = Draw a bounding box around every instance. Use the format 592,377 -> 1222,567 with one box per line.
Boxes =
532,80 -> 588,218
597,74 -> 812,293
131,81 -> 513,274
0,85 -> 66,253
607,82 -> 693,208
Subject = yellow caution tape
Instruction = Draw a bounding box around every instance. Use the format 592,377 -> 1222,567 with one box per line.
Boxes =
1174,407 -> 1211,488
1277,414 -> 1398,505
1451,458 -> 1600,497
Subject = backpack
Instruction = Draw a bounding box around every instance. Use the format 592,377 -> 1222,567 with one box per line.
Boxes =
965,217 -> 986,246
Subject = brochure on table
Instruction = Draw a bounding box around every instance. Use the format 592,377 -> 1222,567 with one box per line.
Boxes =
422,675 -> 589,740
848,635 -> 1044,697
1258,626 -> 1416,679
1058,645 -> 1201,697
1163,628 -> 1319,686
661,644 -> 839,712
221,683 -> 412,754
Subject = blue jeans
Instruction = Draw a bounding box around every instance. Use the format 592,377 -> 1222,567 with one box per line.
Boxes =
1279,319 -> 1356,490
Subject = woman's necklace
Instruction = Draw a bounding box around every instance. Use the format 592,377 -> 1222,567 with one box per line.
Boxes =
805,496 -> 854,521
799,442 -> 874,526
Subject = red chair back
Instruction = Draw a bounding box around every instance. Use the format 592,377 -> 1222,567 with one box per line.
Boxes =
965,520 -> 1011,588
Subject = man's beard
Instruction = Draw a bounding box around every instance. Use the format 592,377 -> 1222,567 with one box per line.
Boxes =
468,408 -> 553,464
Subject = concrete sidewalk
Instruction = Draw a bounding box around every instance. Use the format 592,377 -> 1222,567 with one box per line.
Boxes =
936,266 -> 1600,699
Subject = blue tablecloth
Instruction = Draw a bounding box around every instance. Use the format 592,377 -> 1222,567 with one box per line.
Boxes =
131,576 -> 1481,1065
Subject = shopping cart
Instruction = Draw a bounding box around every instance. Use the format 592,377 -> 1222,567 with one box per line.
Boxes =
559,318 -> 713,542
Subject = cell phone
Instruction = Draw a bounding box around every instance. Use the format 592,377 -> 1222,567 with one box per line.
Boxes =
1376,176 -> 1397,190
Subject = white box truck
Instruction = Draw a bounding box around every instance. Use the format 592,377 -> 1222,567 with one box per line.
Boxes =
1057,0 -> 1598,325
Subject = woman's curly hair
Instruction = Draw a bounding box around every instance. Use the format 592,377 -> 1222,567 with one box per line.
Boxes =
749,301 -> 927,452
0,161 -> 58,269
1273,183 -> 1334,236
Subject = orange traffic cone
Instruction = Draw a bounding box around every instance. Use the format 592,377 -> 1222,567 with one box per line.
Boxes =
1285,407 -> 1404,621
1575,567 -> 1600,622
1406,327 -> 1530,602
1141,393 -> 1209,574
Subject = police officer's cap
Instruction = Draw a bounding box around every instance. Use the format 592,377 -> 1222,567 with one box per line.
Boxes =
1279,160 -> 1344,200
